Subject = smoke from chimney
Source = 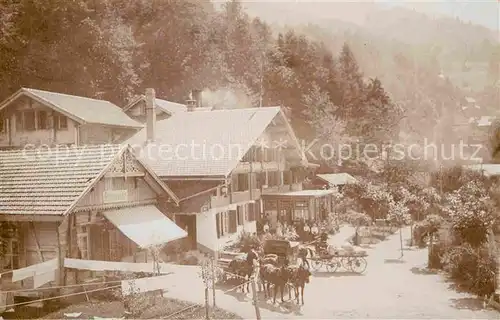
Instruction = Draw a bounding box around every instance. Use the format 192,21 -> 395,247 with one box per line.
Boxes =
201,88 -> 254,110
145,88 -> 156,142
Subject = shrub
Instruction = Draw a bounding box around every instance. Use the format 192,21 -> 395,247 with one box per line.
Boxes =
441,244 -> 498,296
236,231 -> 262,252
180,252 -> 199,265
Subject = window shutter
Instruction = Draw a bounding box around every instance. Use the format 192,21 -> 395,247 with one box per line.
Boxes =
236,206 -> 242,225
248,203 -> 255,221
216,213 -> 221,238
229,210 -> 237,233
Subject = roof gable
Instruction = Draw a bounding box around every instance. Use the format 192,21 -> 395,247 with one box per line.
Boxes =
0,144 -> 178,216
123,95 -> 187,116
0,88 -> 143,128
126,107 -> 305,177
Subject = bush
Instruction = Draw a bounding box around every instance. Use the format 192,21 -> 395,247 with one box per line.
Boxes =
441,244 -> 498,296
180,252 -> 199,265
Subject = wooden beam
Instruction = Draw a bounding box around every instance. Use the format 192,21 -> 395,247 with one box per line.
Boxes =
0,214 -> 63,222
29,222 -> 44,262
105,172 -> 145,178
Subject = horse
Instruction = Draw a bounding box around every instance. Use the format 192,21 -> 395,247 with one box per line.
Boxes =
285,264 -> 312,305
227,256 -> 253,292
227,249 -> 260,293
259,263 -> 291,304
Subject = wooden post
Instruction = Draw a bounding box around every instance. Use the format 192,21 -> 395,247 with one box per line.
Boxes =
251,279 -> 261,320
204,287 -> 210,320
211,257 -> 216,307
399,226 -> 404,258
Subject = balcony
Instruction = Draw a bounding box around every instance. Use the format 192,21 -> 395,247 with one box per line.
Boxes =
232,161 -> 284,174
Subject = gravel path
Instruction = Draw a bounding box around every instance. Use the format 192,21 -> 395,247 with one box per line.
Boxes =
160,227 -> 498,319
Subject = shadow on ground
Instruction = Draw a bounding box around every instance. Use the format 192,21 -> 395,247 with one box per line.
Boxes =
410,266 -> 438,275
221,285 -> 304,315
450,297 -> 487,311
313,271 -> 364,278
384,258 -> 406,264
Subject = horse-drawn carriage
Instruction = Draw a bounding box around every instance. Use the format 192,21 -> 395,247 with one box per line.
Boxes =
263,239 -> 301,266
309,247 -> 368,273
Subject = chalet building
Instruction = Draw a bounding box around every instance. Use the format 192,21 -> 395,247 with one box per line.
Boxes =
125,89 -> 328,253
0,144 -> 184,300
0,88 -> 142,149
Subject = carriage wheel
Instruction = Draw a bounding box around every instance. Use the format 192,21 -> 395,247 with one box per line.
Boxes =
340,257 -> 351,270
348,257 -> 367,274
311,259 -> 323,271
326,257 -> 340,273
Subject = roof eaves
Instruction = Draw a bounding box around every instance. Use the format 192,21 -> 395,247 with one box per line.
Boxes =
0,88 -> 85,125
223,107 -> 282,178
85,121 -> 144,129
23,88 -> 87,124
61,144 -> 127,216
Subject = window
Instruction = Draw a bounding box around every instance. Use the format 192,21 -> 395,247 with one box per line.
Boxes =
294,201 -> 308,220
23,110 -> 35,131
268,171 -> 279,186
283,170 -> 292,185
77,226 -> 89,259
14,110 -> 38,131
223,211 -> 229,235
264,200 -> 277,210
1,225 -> 20,271
55,114 -> 68,130
257,172 -> 266,188
236,174 -> 249,192
37,110 -> 48,129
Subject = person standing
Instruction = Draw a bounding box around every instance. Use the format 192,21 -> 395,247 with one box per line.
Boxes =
303,221 -> 311,241
311,223 -> 319,237
276,220 -> 283,237
263,221 -> 270,233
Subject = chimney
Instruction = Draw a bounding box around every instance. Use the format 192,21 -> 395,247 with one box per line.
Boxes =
186,89 -> 202,111
192,89 -> 203,109
145,88 -> 156,142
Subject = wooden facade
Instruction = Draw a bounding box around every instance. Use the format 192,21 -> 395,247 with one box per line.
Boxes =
261,190 -> 334,229
0,91 -> 140,149
0,147 -> 178,300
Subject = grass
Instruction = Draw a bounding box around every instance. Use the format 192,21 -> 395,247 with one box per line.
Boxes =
9,296 -> 242,319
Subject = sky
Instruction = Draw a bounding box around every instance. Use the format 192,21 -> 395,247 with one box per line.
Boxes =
217,0 -> 499,31
379,0 -> 499,30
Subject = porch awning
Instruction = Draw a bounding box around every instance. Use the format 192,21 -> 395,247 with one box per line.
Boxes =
103,205 -> 187,248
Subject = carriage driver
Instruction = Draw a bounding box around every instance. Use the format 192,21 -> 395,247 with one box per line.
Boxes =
246,246 -> 259,278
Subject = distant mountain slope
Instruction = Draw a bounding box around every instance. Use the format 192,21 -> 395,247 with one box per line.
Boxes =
241,1 -> 499,100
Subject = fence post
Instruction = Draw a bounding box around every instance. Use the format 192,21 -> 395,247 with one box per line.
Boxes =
251,279 -> 261,320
